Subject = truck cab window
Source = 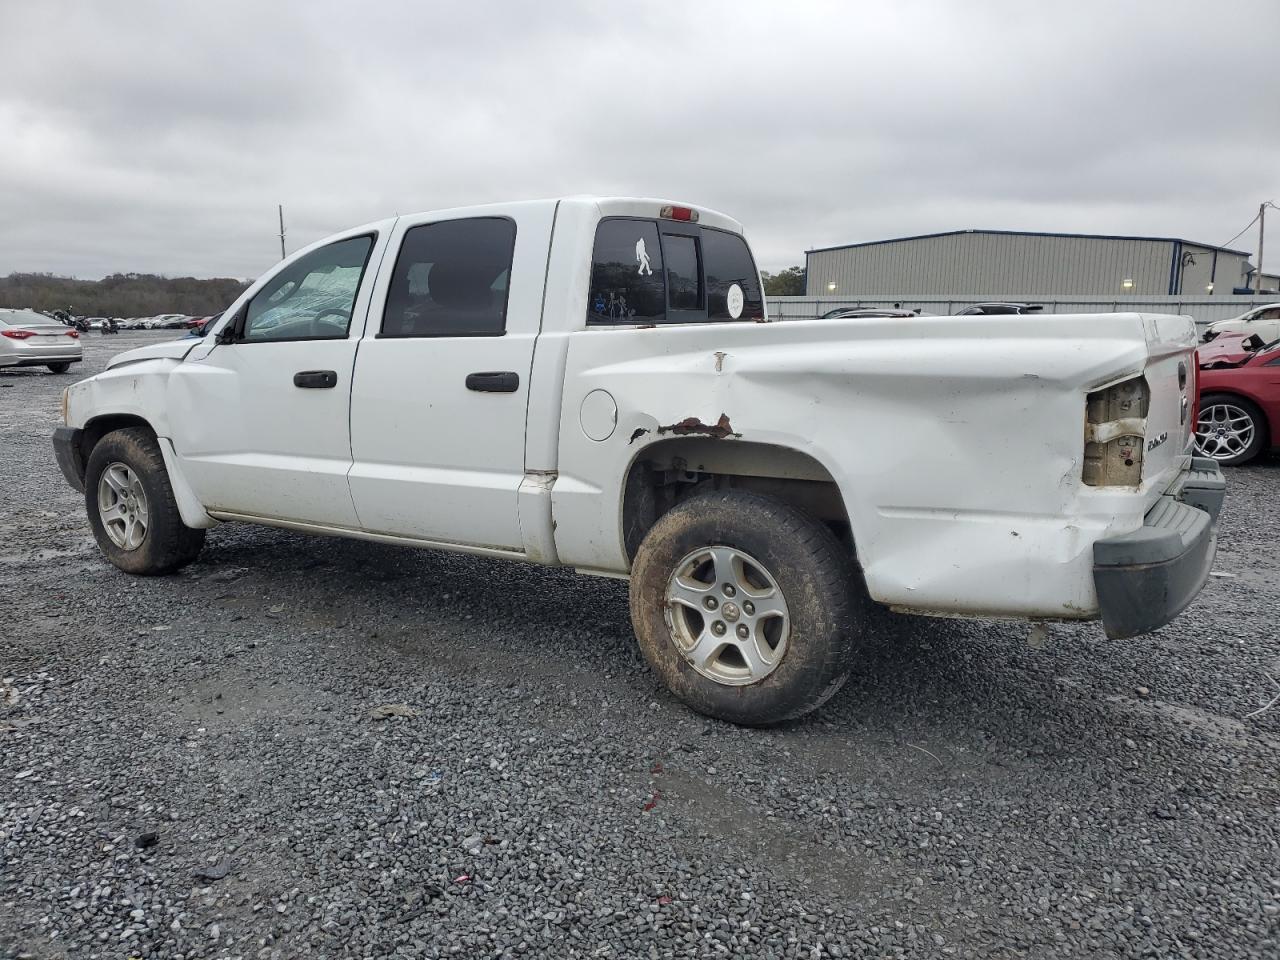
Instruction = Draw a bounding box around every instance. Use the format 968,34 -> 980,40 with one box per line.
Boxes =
381,218 -> 516,337
243,236 -> 373,341
663,234 -> 703,311
588,219 -> 666,324
702,228 -> 764,321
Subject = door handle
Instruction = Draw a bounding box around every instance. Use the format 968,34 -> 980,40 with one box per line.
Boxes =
293,370 -> 338,389
465,371 -> 520,393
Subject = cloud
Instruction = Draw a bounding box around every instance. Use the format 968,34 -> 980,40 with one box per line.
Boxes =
1,0 -> 1277,280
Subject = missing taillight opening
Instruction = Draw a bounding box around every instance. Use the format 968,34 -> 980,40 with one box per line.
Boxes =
1082,376 -> 1150,487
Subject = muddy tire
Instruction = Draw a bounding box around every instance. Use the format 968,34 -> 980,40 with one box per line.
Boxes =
47,362 -> 72,374
85,427 -> 205,575
630,490 -> 863,726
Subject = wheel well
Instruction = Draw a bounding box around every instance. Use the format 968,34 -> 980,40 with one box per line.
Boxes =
80,415 -> 157,466
621,438 -> 854,562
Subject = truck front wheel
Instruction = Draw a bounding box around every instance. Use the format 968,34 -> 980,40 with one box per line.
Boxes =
630,490 -> 863,726
84,427 -> 206,575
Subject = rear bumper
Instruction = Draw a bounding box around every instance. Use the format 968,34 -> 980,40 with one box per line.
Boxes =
0,353 -> 82,367
53,425 -> 86,493
1092,458 -> 1225,639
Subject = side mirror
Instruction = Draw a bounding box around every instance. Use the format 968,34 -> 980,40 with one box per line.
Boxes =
214,305 -> 248,344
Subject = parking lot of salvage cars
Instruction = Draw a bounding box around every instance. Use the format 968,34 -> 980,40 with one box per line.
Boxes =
2,333 -> 1278,960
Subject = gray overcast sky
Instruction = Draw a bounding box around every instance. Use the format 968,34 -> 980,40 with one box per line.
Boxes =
1,0 -> 1277,280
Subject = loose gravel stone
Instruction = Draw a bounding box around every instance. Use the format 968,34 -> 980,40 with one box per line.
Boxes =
2,332 -> 1278,959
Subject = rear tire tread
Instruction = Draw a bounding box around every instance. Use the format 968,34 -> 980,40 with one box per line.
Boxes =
630,489 -> 867,726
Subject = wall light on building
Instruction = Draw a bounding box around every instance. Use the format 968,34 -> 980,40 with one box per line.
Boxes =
1206,282 -> 1214,294
826,282 -> 837,292
1121,278 -> 1134,290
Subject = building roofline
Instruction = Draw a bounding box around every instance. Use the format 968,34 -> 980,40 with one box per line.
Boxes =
805,228 -> 1252,258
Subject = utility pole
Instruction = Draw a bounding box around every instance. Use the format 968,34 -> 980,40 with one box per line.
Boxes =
278,204 -> 287,261
1257,202 -> 1266,294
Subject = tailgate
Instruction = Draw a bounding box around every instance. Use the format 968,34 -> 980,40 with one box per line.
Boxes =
1139,313 -> 1198,493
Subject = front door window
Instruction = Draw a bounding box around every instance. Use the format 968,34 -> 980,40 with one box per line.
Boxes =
243,237 -> 374,342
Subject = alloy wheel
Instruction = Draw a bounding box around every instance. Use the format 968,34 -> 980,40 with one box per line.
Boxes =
97,462 -> 149,550
1195,403 -> 1256,461
664,546 -> 791,686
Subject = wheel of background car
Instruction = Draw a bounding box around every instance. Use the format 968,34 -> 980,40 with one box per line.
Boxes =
1195,393 -> 1266,466
84,427 -> 206,575
47,362 -> 71,374
309,308 -> 351,338
629,489 -> 869,726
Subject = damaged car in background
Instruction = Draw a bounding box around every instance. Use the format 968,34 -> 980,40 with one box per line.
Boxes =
1196,331 -> 1280,466
52,197 -> 1224,726
1201,302 -> 1280,344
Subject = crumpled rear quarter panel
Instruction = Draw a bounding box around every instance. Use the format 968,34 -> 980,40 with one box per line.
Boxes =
554,313 -> 1185,619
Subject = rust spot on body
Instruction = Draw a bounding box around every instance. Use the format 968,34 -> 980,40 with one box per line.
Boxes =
656,413 -> 740,440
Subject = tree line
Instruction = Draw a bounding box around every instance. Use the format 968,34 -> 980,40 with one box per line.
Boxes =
761,266 -> 805,296
0,272 -> 251,319
0,264 -> 811,319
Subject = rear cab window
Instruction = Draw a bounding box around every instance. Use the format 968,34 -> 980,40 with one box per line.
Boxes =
380,218 -> 516,337
587,216 -> 762,326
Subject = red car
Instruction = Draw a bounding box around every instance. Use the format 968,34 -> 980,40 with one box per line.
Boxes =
1196,333 -> 1280,465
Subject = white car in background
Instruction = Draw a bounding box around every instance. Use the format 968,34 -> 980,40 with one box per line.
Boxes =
1202,302 -> 1280,343
0,308 -> 83,373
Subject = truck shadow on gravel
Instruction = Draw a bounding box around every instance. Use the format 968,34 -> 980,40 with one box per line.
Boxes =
181,522 -> 1260,777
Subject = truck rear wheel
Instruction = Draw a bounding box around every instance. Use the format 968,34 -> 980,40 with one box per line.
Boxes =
630,490 -> 862,726
84,427 -> 205,575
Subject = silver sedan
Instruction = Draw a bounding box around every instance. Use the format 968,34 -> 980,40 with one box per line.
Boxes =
0,309 -> 83,374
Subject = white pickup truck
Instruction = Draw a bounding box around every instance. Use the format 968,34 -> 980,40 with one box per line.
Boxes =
53,197 -> 1225,725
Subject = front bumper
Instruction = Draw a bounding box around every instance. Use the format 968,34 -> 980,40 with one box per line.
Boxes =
53,425 -> 86,493
1092,457 -> 1225,639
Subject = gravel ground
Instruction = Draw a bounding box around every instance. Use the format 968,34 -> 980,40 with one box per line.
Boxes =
2,332 -> 1278,960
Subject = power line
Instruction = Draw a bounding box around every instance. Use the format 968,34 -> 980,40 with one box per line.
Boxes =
1217,212 -> 1259,251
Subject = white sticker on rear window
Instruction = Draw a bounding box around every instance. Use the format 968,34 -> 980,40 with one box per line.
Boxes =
635,238 -> 653,276
726,283 -> 744,319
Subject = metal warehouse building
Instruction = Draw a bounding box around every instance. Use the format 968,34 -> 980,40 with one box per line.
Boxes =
805,229 -> 1259,298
